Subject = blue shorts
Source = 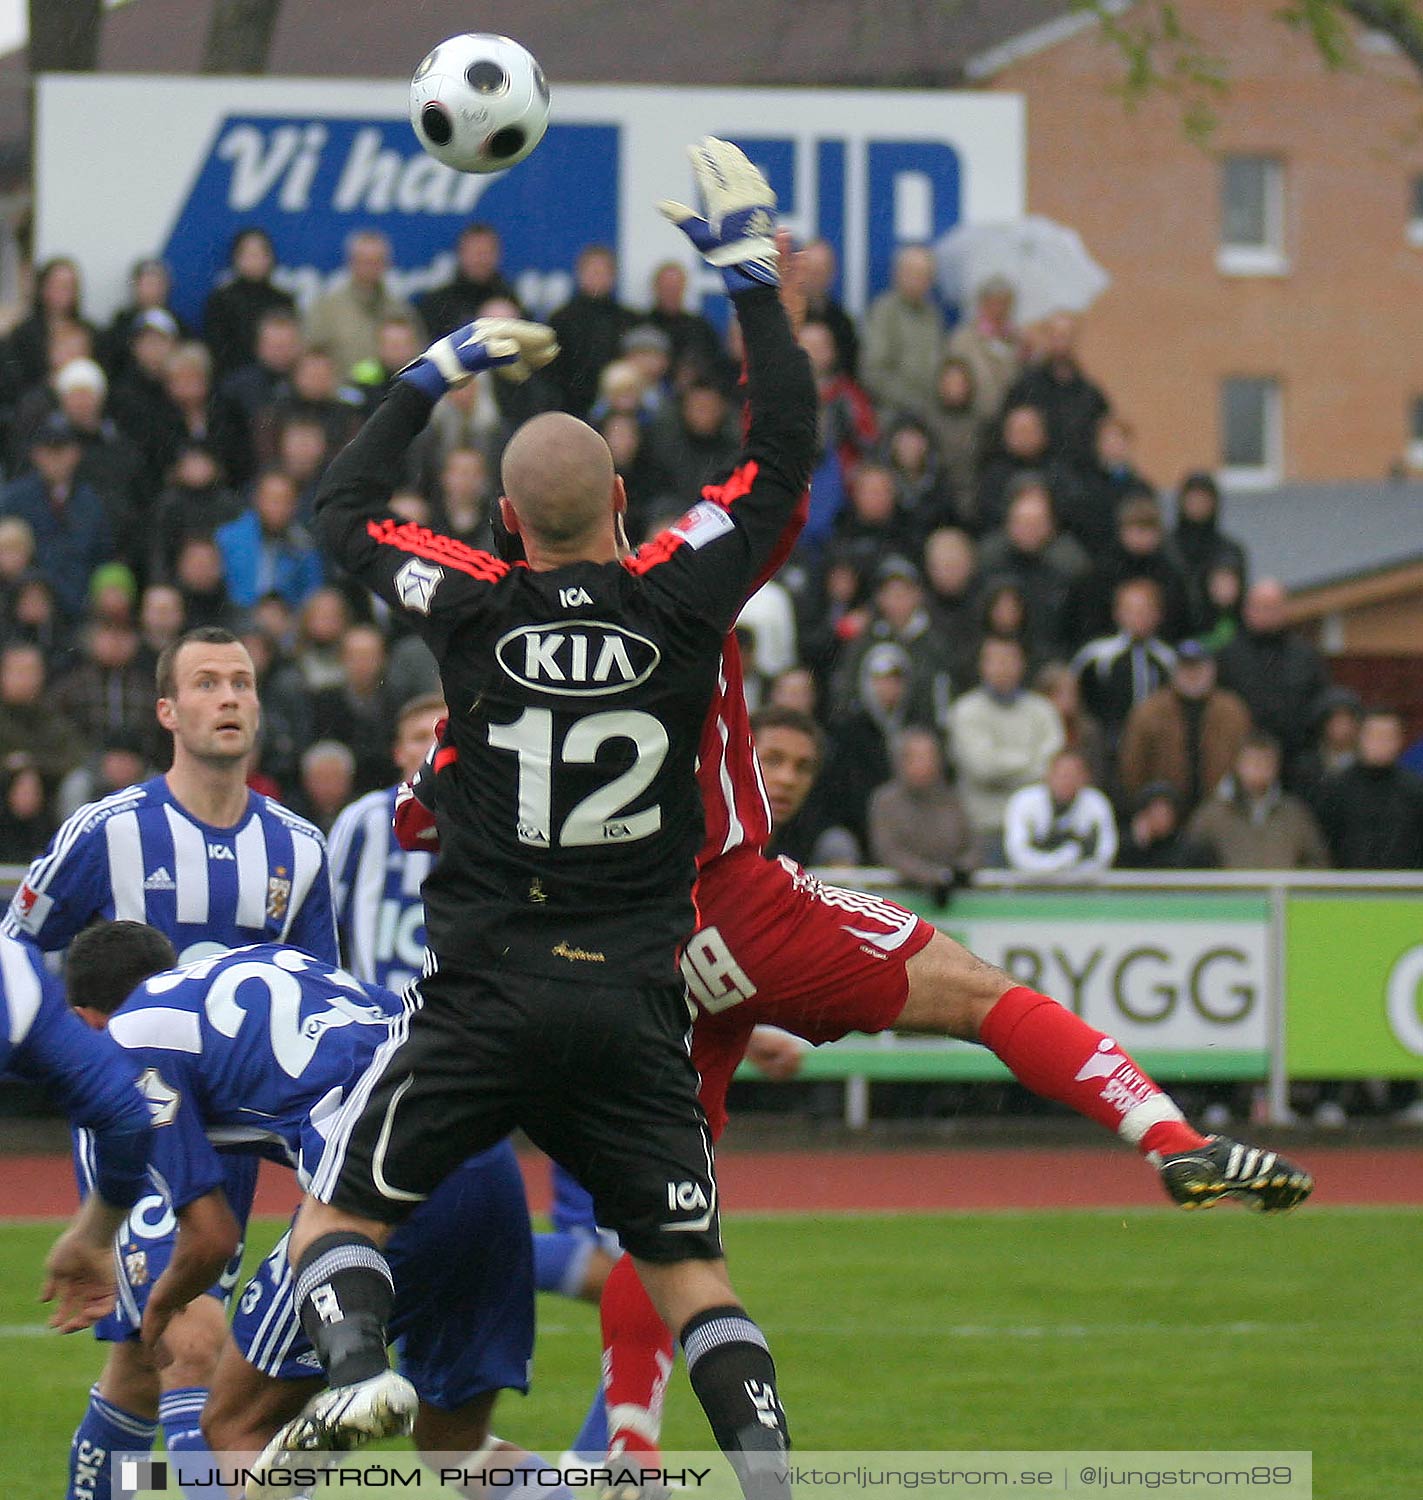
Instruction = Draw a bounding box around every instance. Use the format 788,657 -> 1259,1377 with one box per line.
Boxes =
232,1142 -> 534,1410
99,1155 -> 257,1342
550,1161 -> 620,1254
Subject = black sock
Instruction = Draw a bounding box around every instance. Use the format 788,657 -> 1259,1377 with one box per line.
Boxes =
294,1232 -> 395,1389
681,1304 -> 790,1500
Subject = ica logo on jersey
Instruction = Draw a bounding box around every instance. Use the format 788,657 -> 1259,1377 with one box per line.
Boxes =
496,621 -> 661,697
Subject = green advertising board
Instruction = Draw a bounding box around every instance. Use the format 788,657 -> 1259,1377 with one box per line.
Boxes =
1286,893 -> 1423,1078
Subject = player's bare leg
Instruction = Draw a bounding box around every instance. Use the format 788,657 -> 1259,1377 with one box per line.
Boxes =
897,930 -> 1312,1211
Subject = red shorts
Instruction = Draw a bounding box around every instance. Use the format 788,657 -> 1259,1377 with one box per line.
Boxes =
686,849 -> 935,1138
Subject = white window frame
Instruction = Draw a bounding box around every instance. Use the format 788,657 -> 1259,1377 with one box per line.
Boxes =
1217,155 -> 1288,276
1407,176 -> 1423,248
1407,395 -> 1423,468
1219,376 -> 1283,490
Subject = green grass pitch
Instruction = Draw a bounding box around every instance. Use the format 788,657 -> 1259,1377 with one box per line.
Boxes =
2,1207 -> 1415,1497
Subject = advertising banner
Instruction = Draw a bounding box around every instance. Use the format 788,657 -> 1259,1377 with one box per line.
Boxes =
796,891 -> 1271,1083
1286,893 -> 1423,1079
35,75 -> 1024,328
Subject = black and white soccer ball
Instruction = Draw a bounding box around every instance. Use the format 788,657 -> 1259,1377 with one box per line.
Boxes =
409,33 -> 550,174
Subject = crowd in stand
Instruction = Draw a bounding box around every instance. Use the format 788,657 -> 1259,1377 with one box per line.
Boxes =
0,223 -> 1420,885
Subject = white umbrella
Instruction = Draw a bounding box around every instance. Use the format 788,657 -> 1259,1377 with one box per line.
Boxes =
934,215 -> 1111,325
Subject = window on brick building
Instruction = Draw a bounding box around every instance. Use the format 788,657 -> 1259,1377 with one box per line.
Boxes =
1408,395 -> 1423,467
1218,156 -> 1287,275
1408,177 -> 1423,247
1220,377 -> 1282,487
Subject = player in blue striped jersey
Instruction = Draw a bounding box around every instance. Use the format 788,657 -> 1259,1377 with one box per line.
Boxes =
0,931 -> 157,1341
7,626 -> 339,1500
6,632 -> 336,965
327,693 -> 445,990
63,923 -> 539,1491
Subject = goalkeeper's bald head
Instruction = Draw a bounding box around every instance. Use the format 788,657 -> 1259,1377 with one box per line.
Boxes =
499,411 -> 624,567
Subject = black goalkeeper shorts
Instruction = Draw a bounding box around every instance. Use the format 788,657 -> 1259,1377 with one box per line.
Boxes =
310,958 -> 722,1263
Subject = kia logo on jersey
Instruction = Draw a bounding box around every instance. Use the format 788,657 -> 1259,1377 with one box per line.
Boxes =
495,621 -> 661,697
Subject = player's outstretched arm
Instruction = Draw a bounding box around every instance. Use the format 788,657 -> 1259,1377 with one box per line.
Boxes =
310,319 -> 556,633
140,1187 -> 242,1360
636,139 -> 816,628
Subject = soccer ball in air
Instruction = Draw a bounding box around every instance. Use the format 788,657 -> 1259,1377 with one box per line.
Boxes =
410,33 -> 550,174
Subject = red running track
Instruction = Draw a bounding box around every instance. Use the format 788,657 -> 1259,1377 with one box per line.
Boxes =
2,1147 -> 1421,1220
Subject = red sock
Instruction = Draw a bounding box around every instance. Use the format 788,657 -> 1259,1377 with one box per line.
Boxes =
600,1253 -> 675,1459
979,987 -> 1208,1156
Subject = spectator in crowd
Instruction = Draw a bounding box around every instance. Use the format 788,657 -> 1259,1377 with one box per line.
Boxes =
1316,709 -> 1423,869
1069,414 -> 1154,553
102,257 -> 185,377
53,357 -> 146,548
1116,781 -> 1216,870
0,643 -> 85,796
410,370 -> 506,491
150,442 -> 241,581
304,229 -> 423,380
8,320 -> 98,460
154,339 -> 248,486
868,726 -> 978,894
1170,471 -> 1248,632
923,526 -> 981,688
816,641 -> 914,853
214,467 -> 322,610
1003,747 -> 1118,881
922,355 -> 985,515
976,403 -> 1082,536
832,556 -> 952,728
311,624 -> 397,794
203,227 -> 297,377
620,325 -> 676,415
599,412 -> 676,541
1295,687 -> 1363,814
1215,578 -> 1329,775
172,535 -> 241,633
351,315 -> 423,400
1004,311 -> 1109,469
1197,558 -> 1246,654
945,274 -> 1021,423
798,318 -> 877,544
799,239 -> 859,379
217,307 -> 304,438
4,256 -> 94,395
274,413 -> 330,522
647,381 -> 739,498
135,583 -> 186,675
255,347 -> 363,464
1117,639 -> 1251,813
430,445 -> 496,548
737,576 -> 798,702
1187,733 -> 1330,870
51,616 -> 151,749
298,739 -> 357,833
1068,492 -> 1192,645
416,222 -> 517,338
978,477 -> 1088,659
797,547 -> 868,687
548,244 -> 639,417
645,260 -> 727,386
590,358 -> 659,428
767,665 -> 818,718
55,732 -> 149,822
947,634 -> 1064,852
108,307 -> 180,473
293,586 -> 353,692
1072,577 -> 1177,750
1034,661 -> 1109,790
9,575 -> 69,661
241,627 -> 310,794
881,415 -> 959,537
0,516 -> 35,630
0,414 -> 114,619
0,753 -> 53,862
831,460 -> 919,577
862,244 -> 943,420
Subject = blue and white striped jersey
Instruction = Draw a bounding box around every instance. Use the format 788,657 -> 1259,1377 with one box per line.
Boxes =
1,933 -> 150,1210
4,776 -> 338,966
327,786 -> 431,990
101,944 -> 403,1209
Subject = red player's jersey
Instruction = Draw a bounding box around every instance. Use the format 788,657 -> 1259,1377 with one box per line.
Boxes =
695,632 -> 772,869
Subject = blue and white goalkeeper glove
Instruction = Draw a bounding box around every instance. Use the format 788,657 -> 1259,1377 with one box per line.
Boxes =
399,316 -> 558,400
659,137 -> 778,294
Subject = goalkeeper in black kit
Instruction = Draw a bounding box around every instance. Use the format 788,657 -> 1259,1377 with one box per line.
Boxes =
250,140 -> 815,1500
